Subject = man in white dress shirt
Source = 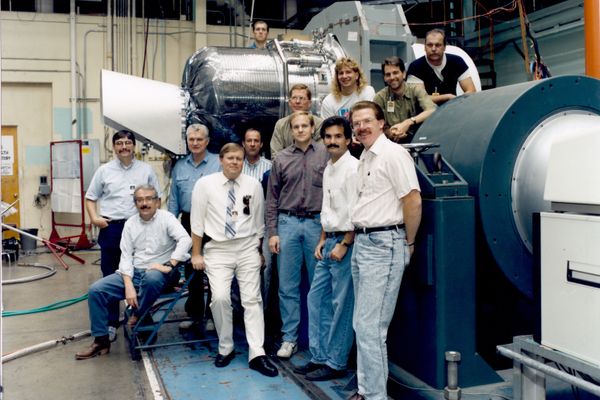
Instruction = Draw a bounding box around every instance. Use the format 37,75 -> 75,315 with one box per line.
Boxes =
294,116 -> 358,381
190,143 -> 278,377
348,101 -> 422,400
76,184 -> 191,360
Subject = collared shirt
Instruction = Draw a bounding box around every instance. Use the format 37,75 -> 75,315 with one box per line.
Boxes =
373,85 -> 436,128
270,114 -> 324,158
351,135 -> 420,228
190,172 -> 265,242
168,152 -> 220,216
320,86 -> 376,119
242,156 -> 272,183
266,141 -> 329,237
321,151 -> 359,232
118,209 -> 191,277
86,158 -> 161,220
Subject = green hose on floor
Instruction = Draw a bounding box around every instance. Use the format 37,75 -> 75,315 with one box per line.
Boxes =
2,293 -> 88,317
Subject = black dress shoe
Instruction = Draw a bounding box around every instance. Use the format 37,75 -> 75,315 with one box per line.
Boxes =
306,365 -> 346,381
249,355 -> 278,377
293,361 -> 324,375
214,351 -> 235,367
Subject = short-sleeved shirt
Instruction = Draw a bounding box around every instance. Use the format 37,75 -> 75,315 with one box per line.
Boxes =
320,86 -> 376,119
321,151 -> 359,233
351,134 -> 420,228
86,158 -> 160,220
168,152 -> 220,216
407,54 -> 470,96
373,85 -> 436,128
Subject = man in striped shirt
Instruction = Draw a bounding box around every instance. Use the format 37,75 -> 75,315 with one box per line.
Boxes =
242,127 -> 271,183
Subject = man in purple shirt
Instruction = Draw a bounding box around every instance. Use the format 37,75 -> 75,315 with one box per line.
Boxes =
266,111 -> 329,359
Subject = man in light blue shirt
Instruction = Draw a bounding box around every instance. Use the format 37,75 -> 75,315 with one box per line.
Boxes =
242,127 -> 271,184
168,123 -> 220,330
86,130 -> 160,341
76,185 -> 191,360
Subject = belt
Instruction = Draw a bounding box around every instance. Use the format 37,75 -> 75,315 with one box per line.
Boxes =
325,231 -> 346,238
355,224 -> 404,234
104,218 -> 127,225
280,210 -> 319,219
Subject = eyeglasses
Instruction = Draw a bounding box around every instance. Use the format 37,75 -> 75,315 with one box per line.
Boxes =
114,140 -> 134,146
351,118 -> 376,130
243,195 -> 251,215
134,196 -> 158,204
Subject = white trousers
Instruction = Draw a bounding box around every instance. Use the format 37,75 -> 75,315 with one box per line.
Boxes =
204,235 -> 265,361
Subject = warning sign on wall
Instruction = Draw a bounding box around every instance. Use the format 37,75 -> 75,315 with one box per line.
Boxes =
1,135 -> 14,176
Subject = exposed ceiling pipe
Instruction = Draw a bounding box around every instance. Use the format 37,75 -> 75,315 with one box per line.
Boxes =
585,0 -> 600,78
70,0 -> 78,139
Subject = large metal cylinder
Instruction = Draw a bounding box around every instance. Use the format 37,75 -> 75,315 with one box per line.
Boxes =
414,75 -> 600,298
181,36 -> 345,152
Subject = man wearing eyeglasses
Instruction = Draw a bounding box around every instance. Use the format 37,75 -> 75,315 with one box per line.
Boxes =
270,84 -> 323,158
85,130 -> 160,342
168,123 -> 220,333
190,143 -> 278,377
347,101 -> 422,400
76,185 -> 191,360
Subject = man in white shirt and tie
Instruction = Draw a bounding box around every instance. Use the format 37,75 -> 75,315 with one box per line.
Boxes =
190,143 -> 278,377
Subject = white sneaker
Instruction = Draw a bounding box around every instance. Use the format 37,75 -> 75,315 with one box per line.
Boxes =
204,319 -> 215,332
108,326 -> 118,342
276,341 -> 297,359
179,320 -> 194,330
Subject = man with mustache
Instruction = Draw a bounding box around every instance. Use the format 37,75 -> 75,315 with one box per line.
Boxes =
294,116 -> 358,381
76,185 -> 191,360
348,101 -> 421,400
373,56 -> 436,143
85,130 -> 160,342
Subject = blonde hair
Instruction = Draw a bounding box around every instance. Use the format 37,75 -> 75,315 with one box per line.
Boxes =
288,111 -> 315,128
331,57 -> 369,100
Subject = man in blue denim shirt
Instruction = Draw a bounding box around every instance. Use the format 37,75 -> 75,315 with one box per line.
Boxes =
294,116 -> 358,381
348,101 -> 422,400
168,123 -> 220,330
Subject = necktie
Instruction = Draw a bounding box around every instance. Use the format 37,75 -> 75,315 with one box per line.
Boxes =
225,180 -> 236,239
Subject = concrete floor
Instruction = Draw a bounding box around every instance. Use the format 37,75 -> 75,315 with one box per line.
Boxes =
2,250 -> 154,400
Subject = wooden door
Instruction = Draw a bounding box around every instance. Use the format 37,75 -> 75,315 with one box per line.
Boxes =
2,126 -> 20,239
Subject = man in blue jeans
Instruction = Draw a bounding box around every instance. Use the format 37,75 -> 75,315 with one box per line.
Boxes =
266,111 -> 329,359
348,101 -> 422,400
294,116 -> 358,381
76,185 -> 191,360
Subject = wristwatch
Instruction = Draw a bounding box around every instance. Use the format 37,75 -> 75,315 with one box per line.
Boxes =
410,117 -> 417,125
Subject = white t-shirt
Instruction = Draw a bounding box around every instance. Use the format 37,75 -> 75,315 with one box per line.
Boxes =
320,86 -> 376,119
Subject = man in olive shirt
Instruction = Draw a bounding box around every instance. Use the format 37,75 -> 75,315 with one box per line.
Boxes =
266,111 -> 329,359
373,56 -> 436,143
270,84 -> 323,158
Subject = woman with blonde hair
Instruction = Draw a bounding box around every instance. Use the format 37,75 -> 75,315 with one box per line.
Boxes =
321,58 -> 375,119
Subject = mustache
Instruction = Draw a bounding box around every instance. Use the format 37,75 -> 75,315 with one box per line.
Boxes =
140,205 -> 151,210
327,144 -> 340,148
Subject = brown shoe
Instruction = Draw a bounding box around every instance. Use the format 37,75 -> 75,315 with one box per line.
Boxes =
75,340 -> 110,360
127,314 -> 138,328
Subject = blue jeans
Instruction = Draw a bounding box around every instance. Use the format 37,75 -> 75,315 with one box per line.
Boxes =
88,268 -> 168,337
307,236 -> 354,370
277,213 -> 322,343
351,228 -> 409,400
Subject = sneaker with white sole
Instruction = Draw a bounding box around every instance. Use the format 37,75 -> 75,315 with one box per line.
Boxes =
108,326 -> 118,342
276,341 -> 297,359
179,320 -> 194,330
205,319 -> 215,332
